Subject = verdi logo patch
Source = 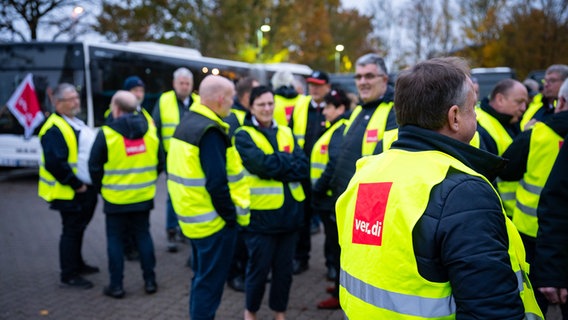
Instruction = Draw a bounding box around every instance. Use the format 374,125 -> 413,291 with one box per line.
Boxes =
352,182 -> 392,246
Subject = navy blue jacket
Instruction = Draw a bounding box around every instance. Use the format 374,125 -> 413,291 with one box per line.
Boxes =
533,133 -> 568,289
392,125 -> 524,319
89,112 -> 164,214
234,114 -> 309,234
40,113 -> 94,211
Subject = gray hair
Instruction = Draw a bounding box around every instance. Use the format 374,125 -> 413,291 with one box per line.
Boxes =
271,70 -> 294,89
173,67 -> 193,80
546,64 -> 568,81
52,83 -> 77,101
559,78 -> 568,101
356,53 -> 388,75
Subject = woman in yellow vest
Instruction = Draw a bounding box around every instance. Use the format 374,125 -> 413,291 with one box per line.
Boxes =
89,91 -> 164,299
310,88 -> 350,310
234,86 -> 309,320
336,57 -> 542,319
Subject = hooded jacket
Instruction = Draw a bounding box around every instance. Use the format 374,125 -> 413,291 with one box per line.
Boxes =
89,112 -> 164,214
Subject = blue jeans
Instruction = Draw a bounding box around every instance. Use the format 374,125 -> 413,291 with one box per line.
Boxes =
105,211 -> 156,287
189,225 -> 237,320
166,193 -> 179,231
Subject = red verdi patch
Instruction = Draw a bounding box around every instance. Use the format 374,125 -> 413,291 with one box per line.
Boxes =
124,138 -> 146,156
366,129 -> 378,143
352,182 -> 392,246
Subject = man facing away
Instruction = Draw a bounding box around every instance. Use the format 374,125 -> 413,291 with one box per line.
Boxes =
167,75 -> 250,320
335,57 -> 543,319
89,90 -> 164,299
38,83 -> 99,289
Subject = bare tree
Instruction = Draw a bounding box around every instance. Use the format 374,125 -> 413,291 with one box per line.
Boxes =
0,0 -> 91,41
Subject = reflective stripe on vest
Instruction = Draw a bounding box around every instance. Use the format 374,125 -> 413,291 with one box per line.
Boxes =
100,125 -> 158,204
344,101 -> 395,156
340,268 -> 456,318
336,149 -> 543,319
310,119 -> 346,185
38,114 -> 78,201
237,125 -> 305,210
476,107 -> 518,216
513,123 -> 563,237
167,103 -> 250,239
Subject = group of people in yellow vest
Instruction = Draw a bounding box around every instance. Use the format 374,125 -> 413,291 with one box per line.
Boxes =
39,57 -> 568,319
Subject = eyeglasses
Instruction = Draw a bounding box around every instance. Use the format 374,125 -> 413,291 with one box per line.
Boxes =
353,73 -> 385,81
59,96 -> 80,102
543,77 -> 562,84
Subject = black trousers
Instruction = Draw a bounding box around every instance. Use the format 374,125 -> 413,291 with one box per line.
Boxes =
58,188 -> 97,281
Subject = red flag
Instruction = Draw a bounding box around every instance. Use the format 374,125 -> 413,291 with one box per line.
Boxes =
6,73 -> 44,139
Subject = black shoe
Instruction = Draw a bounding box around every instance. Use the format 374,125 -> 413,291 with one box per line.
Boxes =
79,263 -> 100,275
167,229 -> 178,253
103,285 -> 125,299
144,280 -> 157,294
326,267 -> 338,281
293,260 -> 309,275
227,276 -> 245,292
61,276 -> 94,289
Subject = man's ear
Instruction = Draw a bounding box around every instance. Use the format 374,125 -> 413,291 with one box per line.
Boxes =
447,105 -> 460,133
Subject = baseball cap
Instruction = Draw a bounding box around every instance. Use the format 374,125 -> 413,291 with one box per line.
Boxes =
307,71 -> 330,85
123,76 -> 145,90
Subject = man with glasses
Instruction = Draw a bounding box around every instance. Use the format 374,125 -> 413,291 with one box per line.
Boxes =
520,64 -> 568,130
38,83 -> 99,289
329,53 -> 397,201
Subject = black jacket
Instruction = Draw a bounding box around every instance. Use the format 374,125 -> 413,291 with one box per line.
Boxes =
392,125 -> 524,319
234,114 -> 309,234
533,133 -> 568,288
89,112 -> 164,214
288,97 -> 327,157
499,111 -> 568,181
311,116 -> 347,211
477,97 -> 521,155
224,98 -> 247,137
330,86 -> 397,197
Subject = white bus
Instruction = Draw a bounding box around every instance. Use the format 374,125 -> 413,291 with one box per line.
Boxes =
0,41 -> 312,167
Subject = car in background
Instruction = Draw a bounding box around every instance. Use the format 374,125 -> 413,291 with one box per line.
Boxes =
471,67 -> 516,100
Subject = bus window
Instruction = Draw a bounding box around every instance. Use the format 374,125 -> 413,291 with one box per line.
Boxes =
0,43 -> 87,167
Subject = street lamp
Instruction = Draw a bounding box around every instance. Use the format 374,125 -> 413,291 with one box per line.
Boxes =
70,6 -> 85,40
257,24 -> 271,60
335,44 -> 344,73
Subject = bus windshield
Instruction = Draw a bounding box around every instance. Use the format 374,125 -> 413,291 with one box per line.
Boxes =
0,43 -> 88,134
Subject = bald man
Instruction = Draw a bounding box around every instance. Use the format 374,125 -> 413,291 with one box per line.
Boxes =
167,75 -> 250,320
89,90 -> 164,298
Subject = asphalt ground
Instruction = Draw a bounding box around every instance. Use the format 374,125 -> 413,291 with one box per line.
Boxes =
0,169 -> 561,319
0,171 -> 344,320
